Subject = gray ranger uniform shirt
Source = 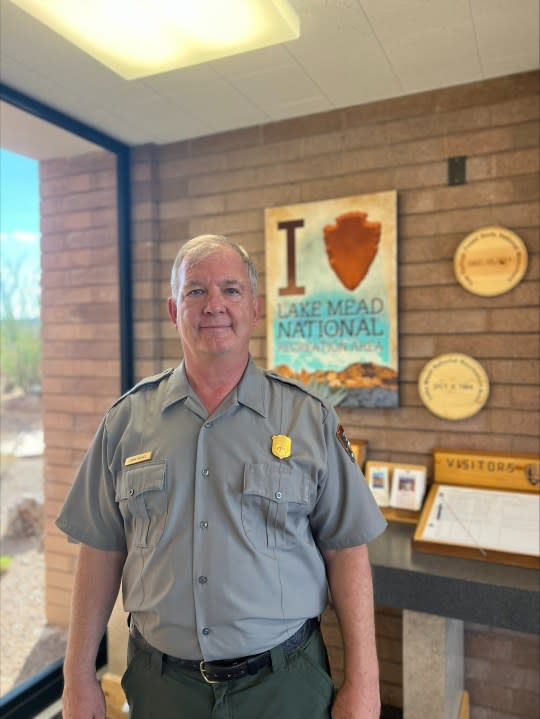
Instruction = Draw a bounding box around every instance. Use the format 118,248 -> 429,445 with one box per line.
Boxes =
56,357 -> 386,661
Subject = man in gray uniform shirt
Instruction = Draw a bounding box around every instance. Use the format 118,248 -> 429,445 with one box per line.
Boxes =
57,234 -> 387,719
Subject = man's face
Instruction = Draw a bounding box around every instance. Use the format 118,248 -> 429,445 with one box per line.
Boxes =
167,247 -> 261,364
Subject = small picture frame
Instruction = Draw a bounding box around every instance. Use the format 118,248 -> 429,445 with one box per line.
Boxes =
366,464 -> 390,507
390,467 -> 426,511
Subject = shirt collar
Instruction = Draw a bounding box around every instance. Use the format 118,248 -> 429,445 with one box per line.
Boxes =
161,356 -> 268,417
161,361 -> 190,412
236,356 -> 267,417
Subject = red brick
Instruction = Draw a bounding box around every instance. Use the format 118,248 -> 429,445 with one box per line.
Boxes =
160,153 -> 226,181
44,533 -> 79,556
46,552 -> 78,573
189,125 -> 261,156
512,635 -> 540,668
46,569 -> 75,592
263,111 -> 342,144
45,600 -> 71,628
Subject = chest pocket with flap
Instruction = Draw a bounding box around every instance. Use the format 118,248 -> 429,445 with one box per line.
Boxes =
241,463 -> 311,552
115,460 -> 167,548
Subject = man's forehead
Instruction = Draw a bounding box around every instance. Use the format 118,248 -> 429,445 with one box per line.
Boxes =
180,249 -> 248,281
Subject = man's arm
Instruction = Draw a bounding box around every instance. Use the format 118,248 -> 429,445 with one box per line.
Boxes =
62,544 -> 126,719
323,544 -> 381,719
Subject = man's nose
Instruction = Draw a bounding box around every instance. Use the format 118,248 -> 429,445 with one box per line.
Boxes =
204,287 -> 225,313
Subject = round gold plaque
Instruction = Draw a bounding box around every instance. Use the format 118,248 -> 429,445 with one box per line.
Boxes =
454,226 -> 528,296
418,353 -> 490,421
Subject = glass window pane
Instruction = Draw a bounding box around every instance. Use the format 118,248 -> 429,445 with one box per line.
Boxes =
0,103 -> 121,701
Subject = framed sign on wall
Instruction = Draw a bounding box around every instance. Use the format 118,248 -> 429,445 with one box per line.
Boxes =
265,191 -> 398,408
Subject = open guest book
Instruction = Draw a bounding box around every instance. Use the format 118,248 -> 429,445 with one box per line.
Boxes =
413,449 -> 540,568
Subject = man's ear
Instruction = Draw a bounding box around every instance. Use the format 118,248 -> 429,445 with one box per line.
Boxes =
253,295 -> 263,322
167,297 -> 178,325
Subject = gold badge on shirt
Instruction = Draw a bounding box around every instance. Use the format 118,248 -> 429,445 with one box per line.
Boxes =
125,451 -> 153,466
271,435 -> 292,460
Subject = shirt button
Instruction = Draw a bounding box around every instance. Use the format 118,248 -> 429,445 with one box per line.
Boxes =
204,422 -> 213,429
275,491 -> 283,500
198,576 -> 208,584
202,627 -> 210,636
202,468 -> 209,477
200,521 -> 209,529
129,488 -> 134,496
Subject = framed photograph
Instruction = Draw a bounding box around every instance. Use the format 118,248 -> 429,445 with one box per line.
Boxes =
366,464 -> 390,507
390,467 -> 426,511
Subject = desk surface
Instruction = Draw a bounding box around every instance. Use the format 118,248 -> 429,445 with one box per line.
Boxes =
369,523 -> 540,634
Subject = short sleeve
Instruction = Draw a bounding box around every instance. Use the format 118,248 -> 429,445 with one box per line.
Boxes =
56,417 -> 127,551
309,408 -> 387,550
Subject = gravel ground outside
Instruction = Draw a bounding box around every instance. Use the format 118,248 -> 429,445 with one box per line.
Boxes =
0,394 -> 67,697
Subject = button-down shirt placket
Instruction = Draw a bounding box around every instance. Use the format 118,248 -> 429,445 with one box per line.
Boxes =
193,414 -> 211,649
192,398 -> 238,657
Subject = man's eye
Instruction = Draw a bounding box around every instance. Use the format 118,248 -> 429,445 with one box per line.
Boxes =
186,288 -> 204,297
225,287 -> 240,295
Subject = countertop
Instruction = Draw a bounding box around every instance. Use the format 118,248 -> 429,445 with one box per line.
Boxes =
369,523 -> 540,634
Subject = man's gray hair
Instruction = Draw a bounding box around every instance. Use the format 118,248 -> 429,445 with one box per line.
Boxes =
170,234 -> 258,301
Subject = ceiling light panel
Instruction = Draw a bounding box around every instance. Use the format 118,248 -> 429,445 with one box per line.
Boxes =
9,0 -> 300,79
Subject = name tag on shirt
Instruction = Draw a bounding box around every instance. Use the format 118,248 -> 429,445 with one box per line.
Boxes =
125,451 -> 153,466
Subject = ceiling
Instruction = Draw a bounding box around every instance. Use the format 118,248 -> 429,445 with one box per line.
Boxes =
1,0 -> 539,158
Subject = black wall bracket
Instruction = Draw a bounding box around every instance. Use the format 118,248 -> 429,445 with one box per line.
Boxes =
448,156 -> 467,186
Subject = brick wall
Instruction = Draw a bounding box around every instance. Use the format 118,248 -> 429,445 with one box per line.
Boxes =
322,605 -> 403,708
129,69 -> 539,717
131,70 -> 539,467
465,623 -> 540,719
40,150 -> 121,626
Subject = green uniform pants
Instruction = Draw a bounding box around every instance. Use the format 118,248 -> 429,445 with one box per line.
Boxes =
121,626 -> 335,719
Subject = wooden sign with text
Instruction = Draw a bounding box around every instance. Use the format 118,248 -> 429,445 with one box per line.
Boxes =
454,226 -> 528,297
414,448 -> 540,568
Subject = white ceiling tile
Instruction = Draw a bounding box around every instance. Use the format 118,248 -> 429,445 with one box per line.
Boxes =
262,94 -> 333,122
289,43 -> 401,105
471,0 -> 540,76
145,68 -> 269,131
228,64 -> 325,107
359,0 -> 483,91
209,43 -> 298,79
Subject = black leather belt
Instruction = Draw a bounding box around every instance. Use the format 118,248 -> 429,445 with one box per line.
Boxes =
129,618 -> 318,684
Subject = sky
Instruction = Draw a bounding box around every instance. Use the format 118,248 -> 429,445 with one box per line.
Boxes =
0,148 -> 41,319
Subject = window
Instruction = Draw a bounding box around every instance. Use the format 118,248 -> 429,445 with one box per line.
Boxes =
0,83 -> 132,719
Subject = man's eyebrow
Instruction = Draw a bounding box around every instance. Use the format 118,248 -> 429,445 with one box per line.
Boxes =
182,278 -> 244,288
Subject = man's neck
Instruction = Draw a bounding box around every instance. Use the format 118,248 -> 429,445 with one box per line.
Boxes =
184,353 -> 249,415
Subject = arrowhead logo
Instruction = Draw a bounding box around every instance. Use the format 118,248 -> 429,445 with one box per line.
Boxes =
323,211 -> 381,290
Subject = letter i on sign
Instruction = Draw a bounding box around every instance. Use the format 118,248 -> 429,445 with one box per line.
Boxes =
278,220 -> 306,296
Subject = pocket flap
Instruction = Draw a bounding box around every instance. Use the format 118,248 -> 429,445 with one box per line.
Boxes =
115,461 -> 166,501
243,463 -> 309,504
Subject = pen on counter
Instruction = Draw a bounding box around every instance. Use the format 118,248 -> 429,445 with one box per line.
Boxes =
436,503 -> 442,520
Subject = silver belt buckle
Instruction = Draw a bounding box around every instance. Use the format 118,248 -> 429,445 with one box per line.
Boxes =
199,660 -> 221,685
